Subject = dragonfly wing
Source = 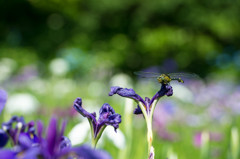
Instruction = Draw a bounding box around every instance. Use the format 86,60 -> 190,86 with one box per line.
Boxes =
134,71 -> 160,78
168,73 -> 200,79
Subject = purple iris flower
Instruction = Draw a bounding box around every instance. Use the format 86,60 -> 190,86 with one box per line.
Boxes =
22,117 -> 111,159
109,84 -> 173,115
109,84 -> 173,157
1,116 -> 26,146
0,89 -> 7,115
73,97 -> 121,147
0,117 -> 112,159
0,115 -> 40,149
17,117 -> 79,158
19,117 -> 71,158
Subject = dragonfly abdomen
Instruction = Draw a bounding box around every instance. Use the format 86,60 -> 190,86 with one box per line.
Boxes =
171,77 -> 184,83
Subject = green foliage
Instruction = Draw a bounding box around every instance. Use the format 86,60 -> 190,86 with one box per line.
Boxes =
1,0 -> 240,75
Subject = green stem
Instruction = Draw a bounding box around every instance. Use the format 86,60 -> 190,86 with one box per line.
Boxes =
90,123 -> 107,149
93,125 -> 107,148
138,99 -> 159,158
88,119 -> 96,148
138,102 -> 149,120
138,102 -> 153,155
91,136 -> 97,149
149,99 -> 158,122
146,117 -> 153,154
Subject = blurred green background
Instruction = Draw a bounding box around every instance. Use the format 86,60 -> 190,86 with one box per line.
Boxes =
1,0 -> 240,159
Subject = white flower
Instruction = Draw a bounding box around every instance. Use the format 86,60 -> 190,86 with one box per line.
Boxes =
49,58 -> 69,76
6,93 -> 39,114
68,121 -> 90,146
104,127 -> 126,149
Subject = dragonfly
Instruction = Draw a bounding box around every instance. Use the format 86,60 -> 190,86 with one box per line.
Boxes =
134,71 -> 199,84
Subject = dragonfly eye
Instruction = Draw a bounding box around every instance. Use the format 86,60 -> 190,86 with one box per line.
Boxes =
157,77 -> 162,82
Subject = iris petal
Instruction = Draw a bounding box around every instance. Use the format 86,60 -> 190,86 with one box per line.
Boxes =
71,145 -> 112,159
133,105 -> 142,114
109,86 -> 145,104
0,129 -> 8,148
0,149 -> 16,158
73,98 -> 97,122
46,117 -> 58,156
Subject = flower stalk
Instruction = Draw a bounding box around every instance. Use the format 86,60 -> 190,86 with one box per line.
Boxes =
92,125 -> 107,148
138,101 -> 154,154
146,118 -> 153,153
109,84 -> 173,158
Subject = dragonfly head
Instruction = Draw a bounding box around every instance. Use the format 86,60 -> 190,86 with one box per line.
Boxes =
157,76 -> 163,83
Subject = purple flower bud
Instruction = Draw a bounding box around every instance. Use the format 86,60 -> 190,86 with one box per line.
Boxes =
150,84 -> 173,102
98,103 -> 121,132
73,98 -> 121,138
165,85 -> 173,96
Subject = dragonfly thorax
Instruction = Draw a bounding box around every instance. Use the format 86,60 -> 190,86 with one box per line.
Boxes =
157,74 -> 171,84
